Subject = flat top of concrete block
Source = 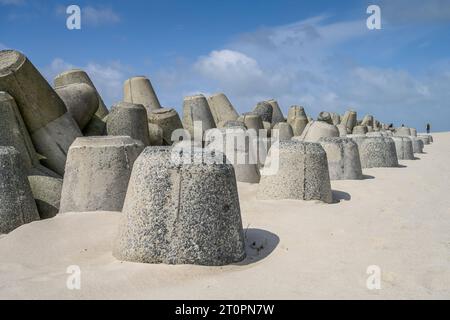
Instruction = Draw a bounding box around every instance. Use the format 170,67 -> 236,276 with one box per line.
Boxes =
70,136 -> 144,149
55,69 -> 85,77
208,93 -> 226,98
184,94 -> 206,101
279,140 -> 325,154
319,137 -> 353,143
150,108 -> 176,115
112,102 -> 145,110
125,76 -> 148,82
0,50 -> 26,75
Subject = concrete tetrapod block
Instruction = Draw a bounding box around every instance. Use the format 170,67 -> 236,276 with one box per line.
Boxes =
252,101 -> 273,123
408,137 -> 424,154
353,125 -> 368,135
55,83 -> 98,130
267,99 -> 285,124
0,147 -> 40,234
351,137 -> 399,168
341,110 -> 357,134
107,102 -> 151,146
222,120 -> 247,129
113,146 -> 246,266
287,105 -> 307,125
54,69 -> 109,136
417,135 -> 431,145
391,136 -> 415,160
319,137 -> 363,180
60,136 -> 145,213
330,112 -> 341,125
148,108 -> 183,145
206,93 -> 239,127
272,122 -> 294,141
182,94 -> 216,136
361,115 -> 374,127
418,134 -> 433,143
336,124 -> 348,137
123,76 -> 162,112
317,112 -> 333,124
28,168 -> 63,219
297,121 -> 339,143
0,50 -> 82,175
395,127 -> 412,137
257,141 -> 333,203
148,123 -> 164,146
205,128 -> 261,183
410,128 -> 417,137
237,113 -> 264,132
291,116 -> 308,136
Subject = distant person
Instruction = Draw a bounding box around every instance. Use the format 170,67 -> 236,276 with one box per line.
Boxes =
426,123 -> 431,134
401,124 -> 405,127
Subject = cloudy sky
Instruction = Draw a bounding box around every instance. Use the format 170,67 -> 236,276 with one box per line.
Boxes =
1,0 -> 450,131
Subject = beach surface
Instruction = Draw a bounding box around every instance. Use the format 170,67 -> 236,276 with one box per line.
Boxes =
1,132 -> 449,299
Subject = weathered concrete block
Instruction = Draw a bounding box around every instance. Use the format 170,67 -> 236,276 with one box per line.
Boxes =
287,105 -> 307,125
123,76 -> 162,112
392,136 -> 414,160
54,69 -> 109,136
60,136 -> 145,213
410,128 -> 417,137
351,136 -> 399,168
148,123 -> 164,146
207,93 -> 239,126
317,112 -> 333,124
319,137 -> 363,180
0,50 -> 82,175
257,141 -> 333,203
395,127 -> 411,137
417,135 -> 431,145
341,110 -> 357,133
252,101 -> 273,123
336,124 -> 347,137
361,115 -> 374,127
28,168 -> 62,219
222,120 -> 247,129
272,122 -> 294,141
237,113 -> 264,132
182,94 -> 216,136
291,116 -> 308,136
148,108 -> 183,145
55,83 -> 98,130
297,121 -> 339,142
330,112 -> 341,125
107,102 -> 151,146
113,147 -> 246,265
267,99 -> 285,124
408,137 -> 424,154
352,125 -> 368,135
0,147 -> 39,234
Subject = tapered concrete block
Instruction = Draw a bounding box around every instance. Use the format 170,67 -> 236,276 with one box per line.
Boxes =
123,76 -> 162,112
395,127 -> 411,137
319,137 -> 363,180
392,136 -> 414,160
336,124 -> 347,137
408,137 -> 424,154
351,137 -> 399,168
341,110 -> 357,133
273,122 -> 293,141
318,112 -> 333,124
148,123 -> 164,146
353,125 -> 368,135
113,147 -> 246,265
267,99 -> 285,124
0,50 -> 82,175
361,115 -> 374,127
60,136 -> 145,213
417,135 -> 431,145
206,128 -> 261,183
291,116 -> 308,136
207,93 -> 239,126
257,141 -> 332,203
0,147 -> 39,234
418,134 -> 433,144
183,94 -> 216,136
237,113 -> 264,132
107,102 -> 151,146
330,112 -> 341,125
54,69 -> 109,136
410,128 -> 417,137
287,105 -> 307,125
252,101 -> 273,123
298,121 -> 339,142
148,108 -> 183,145
222,120 -> 247,129
55,83 -> 98,130
28,168 -> 62,219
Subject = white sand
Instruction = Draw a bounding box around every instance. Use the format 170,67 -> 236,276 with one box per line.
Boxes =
1,132 -> 449,300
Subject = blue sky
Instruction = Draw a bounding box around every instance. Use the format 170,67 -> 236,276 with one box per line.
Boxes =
1,0 -> 450,131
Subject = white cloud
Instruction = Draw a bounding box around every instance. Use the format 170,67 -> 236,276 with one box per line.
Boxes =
0,43 -> 8,50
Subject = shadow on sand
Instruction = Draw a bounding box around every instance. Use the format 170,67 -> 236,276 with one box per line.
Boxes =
235,228 -> 280,266
331,190 -> 352,203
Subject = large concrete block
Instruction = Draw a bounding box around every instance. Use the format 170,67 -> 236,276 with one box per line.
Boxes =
252,101 -> 273,123
257,141 -> 333,203
297,121 -> 339,142
392,136 -> 414,160
408,137 -> 424,154
317,112 -> 333,124
330,112 -> 341,125
361,115 -> 374,127
148,123 -> 164,146
291,116 -> 308,136
336,124 -> 347,137
0,147 -> 40,234
417,135 -> 431,145
113,147 -> 246,265
395,127 -> 411,137
0,50 -> 82,175
54,69 -> 109,136
351,136 -> 399,168
123,76 -> 162,112
237,113 -> 264,132
28,168 -> 62,219
207,93 -> 239,126
107,102 -> 151,146
287,105 -> 307,125
319,137 -> 363,180
60,136 -> 145,213
341,110 -> 357,133
182,94 -> 216,136
410,128 -> 417,137
148,108 -> 183,145
267,99 -> 285,124
352,125 -> 368,135
272,122 -> 293,141
55,83 -> 98,130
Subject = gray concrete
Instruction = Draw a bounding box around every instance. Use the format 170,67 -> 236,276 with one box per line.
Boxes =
182,94 -> 216,136
330,112 -> 341,125
252,101 -> 273,123
409,137 -> 424,154
222,120 -> 247,129
207,93 -> 239,127
257,141 -> 333,203
113,146 -> 246,266
351,136 -> 399,168
290,116 -> 308,136
55,83 -> 98,130
237,113 -> 264,133
297,121 -> 339,142
341,110 -> 357,134
417,135 -> 431,145
148,123 -> 164,146
0,147 -> 40,234
410,128 -> 417,137
123,76 -> 162,112
317,112 -> 333,124
267,99 -> 285,124
107,102 -> 151,146
319,137 -> 363,180
60,136 -> 145,213
336,124 -> 348,137
54,69 -> 109,136
28,168 -> 62,219
0,50 -> 82,175
287,105 -> 307,125
148,108 -> 183,145
395,127 -> 412,137
272,122 -> 294,141
392,136 -> 415,160
352,125 -> 368,135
